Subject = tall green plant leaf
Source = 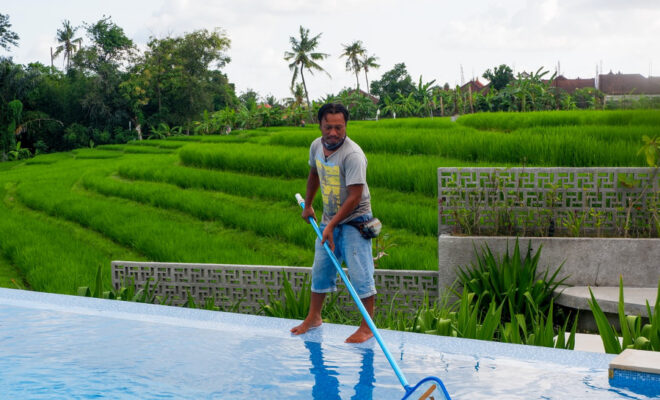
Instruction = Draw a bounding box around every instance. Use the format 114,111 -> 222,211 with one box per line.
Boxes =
588,286 -> 622,354
477,300 -> 503,341
646,281 -> 660,350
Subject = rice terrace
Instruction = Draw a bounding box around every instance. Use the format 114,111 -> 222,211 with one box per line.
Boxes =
0,110 -> 656,295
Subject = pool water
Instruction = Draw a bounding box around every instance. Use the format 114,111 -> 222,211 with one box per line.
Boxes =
0,288 -> 653,399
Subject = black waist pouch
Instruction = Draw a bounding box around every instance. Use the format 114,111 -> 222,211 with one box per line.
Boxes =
347,217 -> 382,239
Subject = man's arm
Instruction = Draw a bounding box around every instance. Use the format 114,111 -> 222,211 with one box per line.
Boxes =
302,167 -> 320,223
322,184 -> 363,251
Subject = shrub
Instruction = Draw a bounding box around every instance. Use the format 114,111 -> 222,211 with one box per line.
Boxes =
63,123 -> 90,149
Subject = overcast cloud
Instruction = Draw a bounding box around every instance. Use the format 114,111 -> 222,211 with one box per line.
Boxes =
3,1 -> 659,100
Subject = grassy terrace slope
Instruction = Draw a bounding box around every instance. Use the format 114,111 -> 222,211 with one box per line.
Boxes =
0,111 -> 655,295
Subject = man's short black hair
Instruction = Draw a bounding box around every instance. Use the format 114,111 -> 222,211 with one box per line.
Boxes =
317,103 -> 349,124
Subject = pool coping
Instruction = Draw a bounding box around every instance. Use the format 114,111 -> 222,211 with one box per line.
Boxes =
0,287 -> 616,371
610,349 -> 660,375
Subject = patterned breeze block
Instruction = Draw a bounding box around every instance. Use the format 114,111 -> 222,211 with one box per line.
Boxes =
111,261 -> 439,315
438,167 -> 659,237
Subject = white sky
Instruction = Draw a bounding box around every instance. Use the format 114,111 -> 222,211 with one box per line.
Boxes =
3,0 -> 660,101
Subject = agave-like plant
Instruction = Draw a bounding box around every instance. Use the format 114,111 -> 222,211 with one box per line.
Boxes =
77,264 -> 168,304
77,265 -> 250,311
454,288 -> 503,341
501,298 -> 578,349
259,272 -> 311,320
456,238 -> 569,325
588,276 -> 660,354
406,286 -> 502,342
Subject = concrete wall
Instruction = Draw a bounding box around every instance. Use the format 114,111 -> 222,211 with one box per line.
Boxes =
438,235 -> 660,289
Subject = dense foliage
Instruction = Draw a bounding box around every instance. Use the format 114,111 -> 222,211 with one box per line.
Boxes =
0,16 -> 239,160
0,13 -> 19,51
369,63 -> 660,120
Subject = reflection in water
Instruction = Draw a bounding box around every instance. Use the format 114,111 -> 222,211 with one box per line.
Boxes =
351,347 -> 375,400
304,341 -> 375,400
305,341 -> 340,400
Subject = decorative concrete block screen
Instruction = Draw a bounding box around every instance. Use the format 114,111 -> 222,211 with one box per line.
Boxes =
111,261 -> 439,315
438,167 -> 659,237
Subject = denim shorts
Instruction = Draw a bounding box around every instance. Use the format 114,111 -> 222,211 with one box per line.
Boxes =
311,215 -> 377,299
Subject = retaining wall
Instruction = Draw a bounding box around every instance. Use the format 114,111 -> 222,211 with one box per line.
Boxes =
111,261 -> 439,315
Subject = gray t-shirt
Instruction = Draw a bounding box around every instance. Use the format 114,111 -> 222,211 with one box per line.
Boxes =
309,136 -> 372,225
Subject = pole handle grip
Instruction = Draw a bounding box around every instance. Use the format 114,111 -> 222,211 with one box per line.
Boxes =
295,193 -> 305,207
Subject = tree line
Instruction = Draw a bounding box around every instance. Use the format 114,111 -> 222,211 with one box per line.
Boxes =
1,14 -> 238,161
285,26 -> 658,123
1,16 -> 656,162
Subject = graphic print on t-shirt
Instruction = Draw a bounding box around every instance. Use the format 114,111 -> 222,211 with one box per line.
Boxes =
315,158 -> 340,215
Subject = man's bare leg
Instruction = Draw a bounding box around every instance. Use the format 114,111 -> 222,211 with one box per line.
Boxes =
346,295 -> 375,343
291,292 -> 326,335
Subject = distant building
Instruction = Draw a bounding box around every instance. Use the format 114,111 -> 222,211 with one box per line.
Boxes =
549,75 -> 595,94
346,89 -> 379,105
597,72 -> 660,103
598,72 -> 660,95
469,71 -> 660,101
459,79 -> 487,94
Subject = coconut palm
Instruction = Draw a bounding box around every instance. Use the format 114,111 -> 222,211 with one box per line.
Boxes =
284,82 -> 305,108
361,53 -> 379,94
381,96 -> 399,119
53,20 -> 82,70
284,26 -> 330,121
340,41 -> 365,90
0,13 -> 19,50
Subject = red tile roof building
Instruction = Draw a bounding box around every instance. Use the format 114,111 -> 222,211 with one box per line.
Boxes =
346,89 -> 380,105
598,72 -> 660,95
460,79 -> 487,94
549,75 -> 595,94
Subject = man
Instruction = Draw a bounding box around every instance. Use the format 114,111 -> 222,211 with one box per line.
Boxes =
290,103 -> 376,343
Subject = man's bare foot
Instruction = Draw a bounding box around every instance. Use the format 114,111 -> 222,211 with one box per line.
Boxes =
345,326 -> 374,343
290,317 -> 322,335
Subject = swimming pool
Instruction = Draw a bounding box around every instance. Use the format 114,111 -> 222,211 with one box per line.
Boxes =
0,288 -> 652,399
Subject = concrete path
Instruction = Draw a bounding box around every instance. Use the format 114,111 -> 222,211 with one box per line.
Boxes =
572,333 -> 616,353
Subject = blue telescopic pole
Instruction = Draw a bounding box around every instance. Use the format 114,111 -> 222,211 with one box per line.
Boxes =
295,193 -> 412,392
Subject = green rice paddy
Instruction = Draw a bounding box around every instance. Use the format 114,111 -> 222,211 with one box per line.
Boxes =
0,110 -> 655,295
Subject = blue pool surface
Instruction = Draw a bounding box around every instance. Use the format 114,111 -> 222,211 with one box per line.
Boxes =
0,288 -> 654,399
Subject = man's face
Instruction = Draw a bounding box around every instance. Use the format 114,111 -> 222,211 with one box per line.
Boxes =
320,113 -> 346,147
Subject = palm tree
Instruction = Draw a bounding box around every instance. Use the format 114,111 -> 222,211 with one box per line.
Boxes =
340,41 -> 365,90
282,84 -> 302,108
360,54 -> 380,94
288,83 -> 305,107
381,96 -> 399,119
0,13 -> 20,51
53,20 -> 82,70
284,26 -> 330,122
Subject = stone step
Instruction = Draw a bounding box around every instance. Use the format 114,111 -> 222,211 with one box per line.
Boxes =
554,286 -> 657,317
